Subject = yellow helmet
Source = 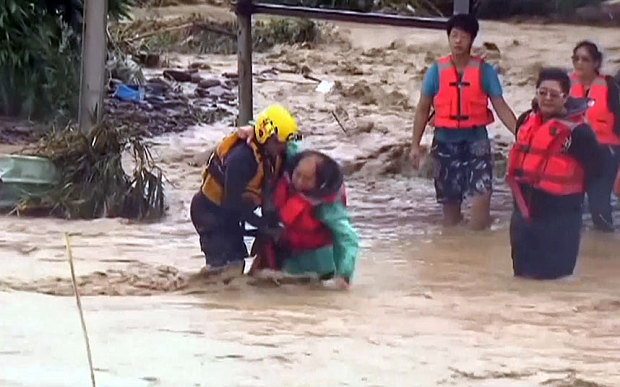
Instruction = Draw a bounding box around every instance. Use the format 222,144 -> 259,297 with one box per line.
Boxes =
253,104 -> 300,144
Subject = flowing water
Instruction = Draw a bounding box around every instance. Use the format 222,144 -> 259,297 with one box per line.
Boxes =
2,11 -> 620,387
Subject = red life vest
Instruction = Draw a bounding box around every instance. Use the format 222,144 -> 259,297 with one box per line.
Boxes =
433,55 -> 495,129
273,175 -> 346,252
507,112 -> 585,196
570,73 -> 620,145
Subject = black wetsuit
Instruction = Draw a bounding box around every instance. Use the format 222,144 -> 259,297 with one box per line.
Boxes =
190,143 -> 278,267
510,99 -> 605,279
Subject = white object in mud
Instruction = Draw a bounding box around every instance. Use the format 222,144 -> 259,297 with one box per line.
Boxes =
242,256 -> 256,275
316,80 -> 335,94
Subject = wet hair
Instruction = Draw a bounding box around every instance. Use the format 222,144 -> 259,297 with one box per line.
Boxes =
536,67 -> 571,95
573,40 -> 603,72
289,150 -> 343,196
447,14 -> 479,40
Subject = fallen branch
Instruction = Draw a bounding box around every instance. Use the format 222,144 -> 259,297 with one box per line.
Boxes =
65,233 -> 96,387
418,0 -> 444,17
302,73 -> 322,83
195,22 -> 237,38
255,77 -> 316,85
126,22 -> 194,42
270,65 -> 320,82
331,110 -> 348,134
126,21 -> 235,43
273,66 -> 299,74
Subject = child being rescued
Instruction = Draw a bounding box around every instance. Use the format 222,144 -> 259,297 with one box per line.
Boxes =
252,150 -> 359,290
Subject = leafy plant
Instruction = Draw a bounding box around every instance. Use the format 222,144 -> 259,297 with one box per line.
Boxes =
0,0 -> 133,122
112,15 -> 322,56
19,122 -> 166,220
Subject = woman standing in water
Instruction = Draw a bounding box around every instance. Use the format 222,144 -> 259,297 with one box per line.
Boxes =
570,41 -> 620,232
508,68 -> 604,280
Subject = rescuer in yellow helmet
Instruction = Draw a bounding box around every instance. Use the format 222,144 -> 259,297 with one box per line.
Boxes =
190,104 -> 301,276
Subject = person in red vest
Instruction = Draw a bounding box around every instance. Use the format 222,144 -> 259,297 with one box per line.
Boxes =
508,68 -> 604,280
570,40 -> 620,232
253,150 -> 358,290
410,13 -> 516,230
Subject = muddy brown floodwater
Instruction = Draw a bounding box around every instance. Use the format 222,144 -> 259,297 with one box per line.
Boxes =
2,11 -> 620,387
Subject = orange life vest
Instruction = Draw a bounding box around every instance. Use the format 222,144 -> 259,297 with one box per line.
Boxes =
507,112 -> 585,196
201,132 -> 283,207
433,55 -> 495,129
570,73 -> 620,145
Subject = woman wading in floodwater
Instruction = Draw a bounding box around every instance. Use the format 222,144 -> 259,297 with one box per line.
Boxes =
569,41 -> 620,232
508,68 -> 604,279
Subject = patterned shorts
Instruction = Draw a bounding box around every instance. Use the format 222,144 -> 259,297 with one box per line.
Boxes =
430,137 -> 493,204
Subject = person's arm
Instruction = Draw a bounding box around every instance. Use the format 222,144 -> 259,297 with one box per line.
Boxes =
491,97 -> 517,134
411,64 -> 438,167
483,63 -> 516,134
514,110 -> 532,137
605,76 -> 620,136
568,124 -> 606,183
284,140 -> 303,170
286,140 -> 302,156
315,202 -> 359,283
412,94 -> 433,147
222,145 -> 268,229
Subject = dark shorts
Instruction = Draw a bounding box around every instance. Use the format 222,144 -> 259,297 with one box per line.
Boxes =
430,137 -> 493,204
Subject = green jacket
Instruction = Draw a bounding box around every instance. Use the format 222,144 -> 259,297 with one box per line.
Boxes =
280,143 -> 359,281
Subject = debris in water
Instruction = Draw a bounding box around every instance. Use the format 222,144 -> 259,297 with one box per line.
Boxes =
317,80 -> 335,94
18,122 -> 166,220
542,372 -> 603,387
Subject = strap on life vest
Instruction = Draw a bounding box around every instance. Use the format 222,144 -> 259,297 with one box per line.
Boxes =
506,175 -> 531,221
449,77 -> 473,122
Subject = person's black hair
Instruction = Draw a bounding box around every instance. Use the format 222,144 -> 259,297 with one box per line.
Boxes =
536,67 -> 571,95
447,13 -> 479,40
573,40 -> 603,72
288,150 -> 343,197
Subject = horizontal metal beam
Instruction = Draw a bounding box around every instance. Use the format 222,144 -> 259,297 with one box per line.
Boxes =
248,3 -> 447,30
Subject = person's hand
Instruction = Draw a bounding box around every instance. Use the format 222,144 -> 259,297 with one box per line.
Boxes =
236,125 -> 255,144
335,276 -> 350,290
261,224 -> 284,242
410,144 -> 427,169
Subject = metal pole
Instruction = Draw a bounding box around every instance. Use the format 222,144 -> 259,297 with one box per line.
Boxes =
78,0 -> 108,131
236,0 -> 254,126
453,0 -> 470,14
251,3 -> 446,29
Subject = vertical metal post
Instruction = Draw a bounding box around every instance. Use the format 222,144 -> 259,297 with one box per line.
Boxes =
78,0 -> 108,131
453,0 -> 470,14
236,0 -> 254,126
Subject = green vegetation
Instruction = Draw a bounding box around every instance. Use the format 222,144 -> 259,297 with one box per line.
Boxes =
113,15 -> 322,56
19,122 -> 165,220
0,0 -> 132,121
